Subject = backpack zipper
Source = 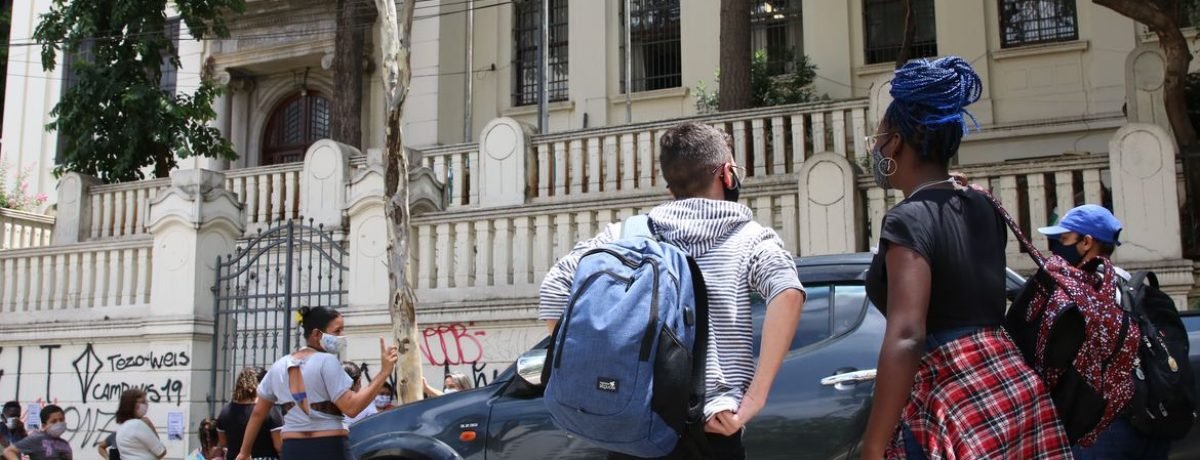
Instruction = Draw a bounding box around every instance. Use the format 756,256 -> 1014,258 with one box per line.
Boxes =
554,269 -> 633,369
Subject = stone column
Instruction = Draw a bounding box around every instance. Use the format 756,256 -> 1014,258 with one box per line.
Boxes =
52,172 -> 102,245
301,140 -> 355,230
803,1 -> 853,100
201,72 -> 234,171
797,152 -> 862,256
346,149 -> 389,309
478,117 -> 533,207
145,169 -> 245,318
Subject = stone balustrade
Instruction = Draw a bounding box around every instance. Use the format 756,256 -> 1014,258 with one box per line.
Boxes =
0,238 -> 153,315
0,208 -> 54,249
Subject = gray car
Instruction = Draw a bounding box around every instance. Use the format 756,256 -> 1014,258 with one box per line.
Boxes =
348,253 -> 1028,459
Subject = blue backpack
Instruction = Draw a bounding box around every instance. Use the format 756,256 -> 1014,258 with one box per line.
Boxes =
543,215 -> 710,458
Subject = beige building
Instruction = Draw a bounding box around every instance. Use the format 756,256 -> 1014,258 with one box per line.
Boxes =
0,1 -> 1196,457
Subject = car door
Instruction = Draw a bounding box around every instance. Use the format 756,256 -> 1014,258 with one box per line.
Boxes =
743,281 -> 885,460
483,344 -> 610,460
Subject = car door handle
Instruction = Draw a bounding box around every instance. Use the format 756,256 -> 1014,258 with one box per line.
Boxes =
820,369 -> 877,387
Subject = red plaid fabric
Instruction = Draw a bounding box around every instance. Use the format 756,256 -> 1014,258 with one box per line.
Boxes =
886,329 -> 1073,459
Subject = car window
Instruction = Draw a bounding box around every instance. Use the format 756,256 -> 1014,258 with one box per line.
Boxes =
751,285 -> 834,353
832,284 -> 867,337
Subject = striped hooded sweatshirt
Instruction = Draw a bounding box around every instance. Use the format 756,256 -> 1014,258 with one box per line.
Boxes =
538,198 -> 805,418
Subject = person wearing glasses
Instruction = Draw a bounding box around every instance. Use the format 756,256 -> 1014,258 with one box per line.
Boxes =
859,57 -> 1071,459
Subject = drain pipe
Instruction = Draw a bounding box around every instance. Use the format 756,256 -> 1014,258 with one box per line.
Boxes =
463,0 -> 474,141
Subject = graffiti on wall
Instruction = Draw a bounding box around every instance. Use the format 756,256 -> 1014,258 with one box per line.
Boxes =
0,342 -> 191,449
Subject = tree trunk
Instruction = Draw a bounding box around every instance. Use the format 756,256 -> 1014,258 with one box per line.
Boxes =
332,0 -> 371,149
375,0 -> 421,404
1094,0 -> 1200,254
1160,26 -> 1200,255
895,0 -> 915,69
718,0 -> 751,111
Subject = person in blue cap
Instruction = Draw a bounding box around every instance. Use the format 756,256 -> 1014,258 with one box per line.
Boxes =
1038,204 -> 1125,272
1039,205 -> 1172,459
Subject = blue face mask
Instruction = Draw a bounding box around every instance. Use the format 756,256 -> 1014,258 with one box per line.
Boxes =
870,137 -> 896,189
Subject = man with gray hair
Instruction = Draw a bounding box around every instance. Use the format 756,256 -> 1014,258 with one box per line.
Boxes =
539,122 -> 806,459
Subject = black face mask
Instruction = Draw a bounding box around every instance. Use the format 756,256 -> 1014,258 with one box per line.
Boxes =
724,170 -> 742,203
1049,239 -> 1084,267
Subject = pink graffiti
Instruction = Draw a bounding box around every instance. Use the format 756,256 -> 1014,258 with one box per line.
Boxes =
420,323 -> 487,366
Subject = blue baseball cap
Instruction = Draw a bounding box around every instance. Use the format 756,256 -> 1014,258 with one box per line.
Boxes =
1038,204 -> 1122,246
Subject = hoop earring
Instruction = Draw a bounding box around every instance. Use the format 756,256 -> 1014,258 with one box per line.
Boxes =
880,157 -> 898,177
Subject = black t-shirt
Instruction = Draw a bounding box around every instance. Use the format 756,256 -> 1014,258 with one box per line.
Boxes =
866,187 -> 1008,332
216,402 -> 282,458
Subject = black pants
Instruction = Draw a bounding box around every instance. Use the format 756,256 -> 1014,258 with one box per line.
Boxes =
280,436 -> 353,460
606,431 -> 745,460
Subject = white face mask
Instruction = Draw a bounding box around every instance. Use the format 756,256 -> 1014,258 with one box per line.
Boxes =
135,403 -> 149,419
373,396 -> 392,408
319,331 -> 348,355
443,388 -> 458,394
45,422 -> 67,438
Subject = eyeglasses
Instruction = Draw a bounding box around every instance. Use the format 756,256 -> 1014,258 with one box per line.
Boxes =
710,163 -> 746,182
863,132 -> 894,157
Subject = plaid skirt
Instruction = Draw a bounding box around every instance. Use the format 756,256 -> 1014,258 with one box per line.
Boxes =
886,328 -> 1073,459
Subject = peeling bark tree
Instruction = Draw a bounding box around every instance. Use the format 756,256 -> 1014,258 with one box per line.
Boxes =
718,0 -> 752,111
1093,0 -> 1200,253
374,0 -> 421,403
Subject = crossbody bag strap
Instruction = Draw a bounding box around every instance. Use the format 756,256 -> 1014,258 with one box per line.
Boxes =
970,184 -> 1047,269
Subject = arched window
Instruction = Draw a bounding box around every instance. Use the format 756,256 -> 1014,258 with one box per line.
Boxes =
262,92 -> 332,165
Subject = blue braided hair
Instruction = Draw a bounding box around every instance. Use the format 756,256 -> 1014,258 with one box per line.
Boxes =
884,56 -> 982,163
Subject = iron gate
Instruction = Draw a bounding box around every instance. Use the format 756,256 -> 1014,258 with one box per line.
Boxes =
208,220 -> 348,414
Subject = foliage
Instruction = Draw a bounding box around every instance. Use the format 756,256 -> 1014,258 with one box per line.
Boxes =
696,49 -> 823,114
0,162 -> 49,212
33,0 -> 245,183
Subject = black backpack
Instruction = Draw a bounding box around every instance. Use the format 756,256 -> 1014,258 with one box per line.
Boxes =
1119,271 -> 1197,440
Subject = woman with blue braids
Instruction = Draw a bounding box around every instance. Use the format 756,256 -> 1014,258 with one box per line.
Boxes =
860,57 -> 1072,459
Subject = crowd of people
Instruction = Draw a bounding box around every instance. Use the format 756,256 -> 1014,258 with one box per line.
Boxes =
0,56 -> 1185,460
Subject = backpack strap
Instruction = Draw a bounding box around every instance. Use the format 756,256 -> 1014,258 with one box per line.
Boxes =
970,184 -> 1047,268
682,257 -> 713,458
620,215 -> 657,240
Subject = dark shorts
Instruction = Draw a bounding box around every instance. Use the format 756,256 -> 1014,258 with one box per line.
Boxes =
606,430 -> 745,460
281,436 -> 352,460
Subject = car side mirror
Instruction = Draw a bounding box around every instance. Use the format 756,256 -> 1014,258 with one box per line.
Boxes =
516,349 -> 548,387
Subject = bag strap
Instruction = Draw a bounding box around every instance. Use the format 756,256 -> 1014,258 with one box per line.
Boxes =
970,184 -> 1047,268
683,256 -> 713,458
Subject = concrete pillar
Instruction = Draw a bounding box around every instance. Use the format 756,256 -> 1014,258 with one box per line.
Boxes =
52,172 -> 102,245
478,117 -> 533,207
301,140 -> 355,230
346,148 -> 389,308
798,152 -> 861,256
145,169 -> 245,318
933,0 -> 994,125
1108,123 -> 1181,263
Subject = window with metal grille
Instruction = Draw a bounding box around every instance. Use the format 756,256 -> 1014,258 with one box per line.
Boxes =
1000,0 -> 1078,48
262,92 -> 332,165
752,1 -> 803,76
160,18 -> 181,95
863,0 -> 937,65
512,0 -> 569,107
620,0 -> 682,93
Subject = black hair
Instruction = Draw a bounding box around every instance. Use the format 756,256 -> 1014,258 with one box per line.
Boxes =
381,382 -> 396,397
40,405 -> 64,425
298,306 -> 341,339
1099,243 -> 1117,257
342,361 -> 362,381
253,366 -> 268,383
2,401 -> 19,415
884,56 -> 982,164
